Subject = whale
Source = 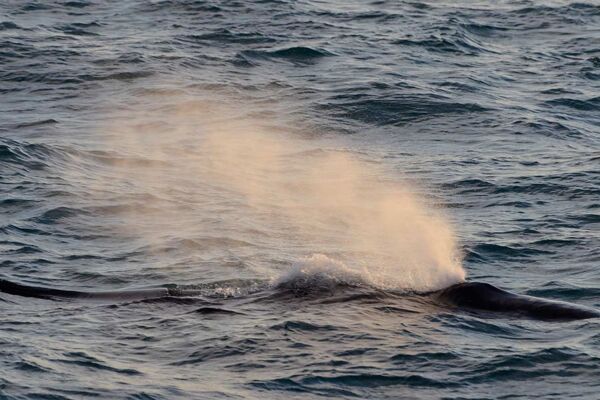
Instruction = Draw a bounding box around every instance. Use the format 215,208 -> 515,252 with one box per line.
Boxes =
1,278 -> 598,320
0,279 -> 204,301
432,281 -> 600,320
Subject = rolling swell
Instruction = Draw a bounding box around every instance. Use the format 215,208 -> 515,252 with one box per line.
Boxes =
1,0 -> 600,399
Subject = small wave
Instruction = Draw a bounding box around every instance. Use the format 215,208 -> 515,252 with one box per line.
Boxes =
131,237 -> 254,257
267,47 -> 333,59
0,199 -> 40,217
442,178 -> 495,193
252,372 -> 453,395
191,306 -> 243,315
460,347 -> 599,384
182,29 -> 276,45
14,360 -> 50,373
0,240 -> 44,255
57,22 -> 102,36
544,97 -> 600,111
15,118 -> 58,128
82,149 -> 171,168
4,224 -> 60,238
0,21 -> 22,30
310,8 -> 398,23
236,46 -> 333,66
59,270 -> 129,285
303,373 -> 454,388
20,3 -> 52,12
139,0 -> 222,13
57,351 -> 141,376
82,70 -> 155,82
269,320 -> 338,332
513,3 -> 600,18
63,1 -> 92,8
434,80 -> 480,93
583,69 -> 600,81
459,22 -> 508,38
171,337 -> 263,365
251,377 -> 358,397
320,95 -> 489,126
29,206 -> 88,225
529,239 -> 578,248
465,243 -> 553,263
388,350 -> 459,364
566,213 -> 600,225
484,201 -> 531,208
526,282 -> 600,301
394,35 -> 493,56
494,182 -> 572,196
0,139 -> 77,173
0,70 -> 84,84
511,118 -> 583,138
443,176 -> 597,199
394,17 -> 502,56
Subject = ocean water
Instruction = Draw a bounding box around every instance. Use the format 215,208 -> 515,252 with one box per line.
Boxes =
1,0 -> 600,399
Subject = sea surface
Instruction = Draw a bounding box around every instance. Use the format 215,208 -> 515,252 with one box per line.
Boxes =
1,1 -> 600,399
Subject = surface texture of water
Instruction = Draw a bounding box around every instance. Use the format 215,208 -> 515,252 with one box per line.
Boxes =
1,1 -> 600,399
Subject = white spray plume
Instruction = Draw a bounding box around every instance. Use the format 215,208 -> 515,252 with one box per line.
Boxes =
85,95 -> 465,292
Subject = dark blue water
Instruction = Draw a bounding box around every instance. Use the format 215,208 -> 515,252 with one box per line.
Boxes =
2,1 -> 600,399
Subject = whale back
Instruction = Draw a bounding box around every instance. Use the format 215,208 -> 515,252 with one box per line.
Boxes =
0,279 -> 169,301
2,278 -> 599,320
434,282 -> 600,320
